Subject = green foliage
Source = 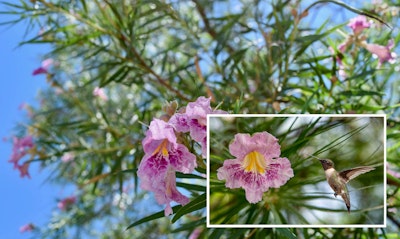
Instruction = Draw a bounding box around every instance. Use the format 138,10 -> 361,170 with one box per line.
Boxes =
1,0 -> 400,238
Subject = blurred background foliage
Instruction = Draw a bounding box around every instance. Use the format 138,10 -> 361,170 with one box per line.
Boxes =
1,0 -> 400,238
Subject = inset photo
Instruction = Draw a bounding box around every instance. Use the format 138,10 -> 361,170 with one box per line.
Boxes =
207,114 -> 385,227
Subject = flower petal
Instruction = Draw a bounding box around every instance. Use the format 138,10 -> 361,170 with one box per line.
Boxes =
244,188 -> 264,204
217,132 -> 294,204
142,119 -> 177,154
348,15 -> 370,34
229,132 -> 281,160
152,167 -> 190,216
265,157 -> 294,188
169,113 -> 190,132
169,144 -> 197,173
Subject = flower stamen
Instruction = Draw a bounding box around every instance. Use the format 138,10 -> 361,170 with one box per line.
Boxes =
242,151 -> 268,174
152,139 -> 169,157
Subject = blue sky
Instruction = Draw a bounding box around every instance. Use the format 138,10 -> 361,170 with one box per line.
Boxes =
0,11 -> 62,239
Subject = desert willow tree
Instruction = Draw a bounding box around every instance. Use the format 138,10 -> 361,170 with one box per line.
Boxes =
2,0 -> 400,238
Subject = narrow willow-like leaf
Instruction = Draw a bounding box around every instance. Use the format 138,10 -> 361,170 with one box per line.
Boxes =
276,228 -> 298,239
175,172 -> 206,180
176,182 -> 206,192
339,90 -> 384,97
170,217 -> 206,233
126,205 -> 182,230
171,193 -> 206,223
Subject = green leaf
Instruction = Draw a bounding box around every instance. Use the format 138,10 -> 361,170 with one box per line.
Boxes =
100,64 -> 130,87
175,172 -> 206,180
276,228 -> 297,239
114,168 -> 137,175
171,193 -> 206,223
176,182 -> 206,192
126,205 -> 182,230
339,90 -> 384,97
170,217 -> 206,233
293,24 -> 343,61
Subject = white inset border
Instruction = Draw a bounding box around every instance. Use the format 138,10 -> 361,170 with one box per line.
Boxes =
206,114 -> 386,228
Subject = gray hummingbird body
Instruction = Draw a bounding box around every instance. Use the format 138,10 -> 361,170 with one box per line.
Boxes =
319,159 -> 375,213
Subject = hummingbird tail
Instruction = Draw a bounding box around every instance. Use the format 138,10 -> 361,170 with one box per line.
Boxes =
341,193 -> 351,213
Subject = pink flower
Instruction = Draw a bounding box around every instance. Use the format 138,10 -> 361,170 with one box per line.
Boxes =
338,42 -> 347,53
9,135 -> 34,169
58,196 -> 77,211
337,36 -> 354,54
17,162 -> 31,178
138,119 -> 197,215
32,58 -> 53,75
61,152 -> 74,163
217,132 -> 294,203
348,15 -> 371,35
329,47 -> 347,79
19,223 -> 35,233
93,87 -> 108,101
169,96 -> 227,157
155,166 -> 191,215
189,228 -> 202,239
364,39 -> 396,65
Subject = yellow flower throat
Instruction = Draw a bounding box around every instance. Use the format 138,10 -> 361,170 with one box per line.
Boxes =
242,151 -> 267,174
152,139 -> 169,157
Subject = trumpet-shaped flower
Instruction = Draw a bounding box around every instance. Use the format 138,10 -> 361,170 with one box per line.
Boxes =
364,39 -> 396,65
19,223 -> 35,233
17,162 -> 31,178
169,96 -> 227,157
58,196 -> 77,211
138,119 -> 197,215
32,58 -> 53,75
217,132 -> 294,203
8,136 -> 34,169
348,15 -> 370,35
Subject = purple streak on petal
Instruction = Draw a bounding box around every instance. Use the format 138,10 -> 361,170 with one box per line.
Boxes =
169,113 -> 190,132
266,158 -> 294,188
169,144 -> 197,173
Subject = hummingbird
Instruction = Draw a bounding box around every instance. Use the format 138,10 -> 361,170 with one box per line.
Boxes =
318,159 -> 375,213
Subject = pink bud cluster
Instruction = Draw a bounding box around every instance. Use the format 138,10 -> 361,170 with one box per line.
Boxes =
336,15 -> 396,72
8,135 -> 34,178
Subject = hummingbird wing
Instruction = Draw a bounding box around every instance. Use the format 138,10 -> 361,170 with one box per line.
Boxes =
339,166 -> 375,183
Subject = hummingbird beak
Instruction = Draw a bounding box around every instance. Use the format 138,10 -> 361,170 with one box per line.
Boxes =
307,154 -> 321,160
